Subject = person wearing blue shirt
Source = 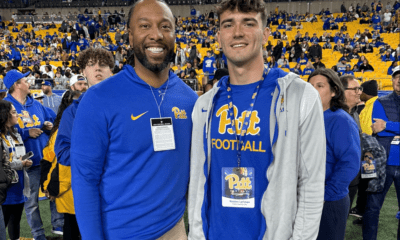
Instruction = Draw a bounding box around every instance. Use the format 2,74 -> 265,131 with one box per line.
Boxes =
374,22 -> 383,33
297,53 -> 308,65
343,65 -> 355,75
387,61 -> 398,75
363,66 -> 400,240
311,34 -> 319,43
188,1 -> 326,239
302,62 -> 315,75
203,51 -> 216,80
70,2 -> 197,239
382,52 -> 395,61
325,8 -> 331,15
277,23 -> 286,29
308,68 -> 360,240
372,14 -> 381,26
3,70 -> 61,240
191,7 -> 196,16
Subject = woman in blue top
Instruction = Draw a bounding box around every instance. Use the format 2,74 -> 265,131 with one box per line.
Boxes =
308,68 -> 361,240
0,100 -> 32,240
302,61 -> 315,76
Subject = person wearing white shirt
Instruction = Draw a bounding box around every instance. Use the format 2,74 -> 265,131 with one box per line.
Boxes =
383,9 -> 392,26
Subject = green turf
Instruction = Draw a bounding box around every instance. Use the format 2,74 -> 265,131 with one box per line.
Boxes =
6,185 -> 399,239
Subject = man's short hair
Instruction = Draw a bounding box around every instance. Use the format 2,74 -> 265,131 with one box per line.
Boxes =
8,79 -> 21,94
217,0 -> 268,27
77,47 -> 114,70
340,74 -> 356,89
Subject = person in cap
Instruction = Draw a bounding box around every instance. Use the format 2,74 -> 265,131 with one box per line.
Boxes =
68,74 -> 88,92
34,91 -> 57,119
3,70 -> 60,240
70,0 -> 197,238
54,47 -> 113,240
363,66 -> 400,239
41,81 -> 62,114
188,0 -> 325,238
337,57 -> 350,73
308,40 -> 322,61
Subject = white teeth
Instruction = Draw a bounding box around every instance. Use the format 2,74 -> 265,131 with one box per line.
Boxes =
147,47 -> 164,53
233,44 -> 246,48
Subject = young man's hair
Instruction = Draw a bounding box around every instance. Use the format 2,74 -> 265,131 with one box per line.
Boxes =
77,47 -> 114,70
217,0 -> 268,27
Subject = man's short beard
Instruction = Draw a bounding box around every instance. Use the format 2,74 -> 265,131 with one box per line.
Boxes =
133,46 -> 175,73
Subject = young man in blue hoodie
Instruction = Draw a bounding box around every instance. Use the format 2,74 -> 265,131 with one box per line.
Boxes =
54,48 -> 113,240
188,0 -> 326,239
3,70 -> 62,240
70,1 -> 197,239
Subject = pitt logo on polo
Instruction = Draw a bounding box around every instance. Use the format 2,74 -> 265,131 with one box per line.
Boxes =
172,107 -> 187,119
216,104 -> 261,135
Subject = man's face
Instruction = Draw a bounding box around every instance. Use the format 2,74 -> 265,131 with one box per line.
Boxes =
393,73 -> 400,95
217,9 -> 269,67
41,85 -> 51,94
16,78 -> 30,95
128,0 -> 175,73
345,79 -> 362,109
72,81 -> 88,92
82,60 -> 112,86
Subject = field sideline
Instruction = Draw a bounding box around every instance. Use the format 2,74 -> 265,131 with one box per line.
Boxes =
6,185 -> 399,240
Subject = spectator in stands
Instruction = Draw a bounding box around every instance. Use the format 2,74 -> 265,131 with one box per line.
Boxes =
41,81 -> 62,114
363,42 -> 374,53
290,62 -> 302,75
308,41 -> 322,62
0,99 -> 33,240
340,22 -> 348,31
203,50 -> 216,79
344,65 -> 355,75
312,57 -> 326,69
359,59 -> 375,72
364,66 -> 400,240
350,48 -> 360,59
382,51 -> 395,61
383,9 -> 392,26
337,58 -> 350,73
308,68 -> 360,240
303,61 -> 315,75
388,61 -> 398,75
323,39 -> 332,49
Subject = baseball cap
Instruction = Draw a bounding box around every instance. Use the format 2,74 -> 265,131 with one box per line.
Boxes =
4,70 -> 30,89
42,80 -> 52,87
69,74 -> 86,86
33,91 -> 45,99
392,66 -> 400,77
340,57 -> 347,62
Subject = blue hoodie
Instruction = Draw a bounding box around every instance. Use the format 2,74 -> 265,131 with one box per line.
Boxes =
70,65 -> 197,240
324,108 -> 360,201
4,94 -> 54,166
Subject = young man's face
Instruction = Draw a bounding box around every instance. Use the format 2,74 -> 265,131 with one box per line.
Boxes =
128,0 -> 175,73
82,60 -> 112,86
217,9 -> 269,67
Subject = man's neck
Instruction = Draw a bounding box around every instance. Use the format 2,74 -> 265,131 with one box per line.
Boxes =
11,91 -> 27,105
133,61 -> 169,88
228,56 -> 265,85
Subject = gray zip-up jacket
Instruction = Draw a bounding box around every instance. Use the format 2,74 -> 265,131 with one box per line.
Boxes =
188,71 -> 326,240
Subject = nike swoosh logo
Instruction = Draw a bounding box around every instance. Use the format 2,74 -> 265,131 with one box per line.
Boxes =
131,111 -> 148,121
202,108 -> 207,113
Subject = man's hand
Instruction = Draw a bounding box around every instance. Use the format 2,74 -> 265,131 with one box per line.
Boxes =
44,121 -> 53,131
43,190 -> 56,201
29,128 -> 43,138
371,118 -> 387,134
22,159 -> 33,168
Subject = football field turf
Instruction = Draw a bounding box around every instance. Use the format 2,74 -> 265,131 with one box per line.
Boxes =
7,185 -> 398,240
